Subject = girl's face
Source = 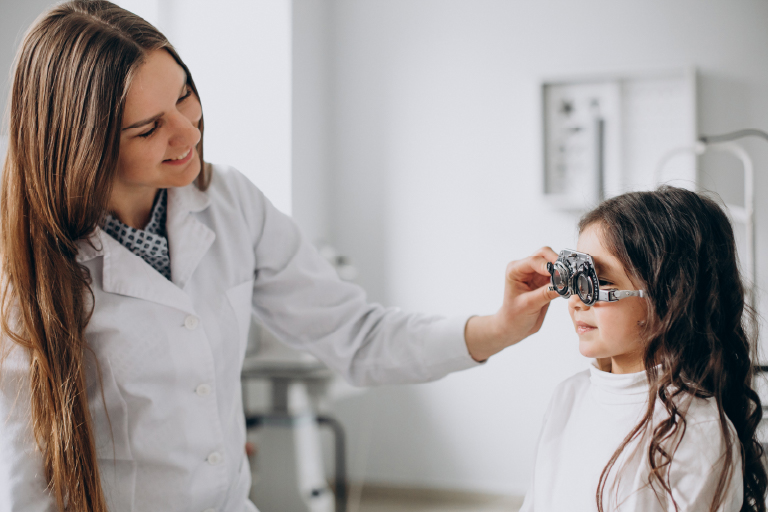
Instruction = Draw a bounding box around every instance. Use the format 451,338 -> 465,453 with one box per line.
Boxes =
569,223 -> 648,374
116,49 -> 202,195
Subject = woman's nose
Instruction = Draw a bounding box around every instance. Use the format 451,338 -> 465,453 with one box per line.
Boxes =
168,110 -> 201,148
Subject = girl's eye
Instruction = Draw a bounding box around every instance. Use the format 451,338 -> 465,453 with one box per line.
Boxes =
598,280 -> 614,287
138,122 -> 158,138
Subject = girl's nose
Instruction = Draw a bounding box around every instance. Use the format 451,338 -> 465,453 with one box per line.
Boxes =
568,294 -> 588,311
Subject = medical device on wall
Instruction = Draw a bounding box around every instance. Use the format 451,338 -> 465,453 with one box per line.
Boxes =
542,69 -> 697,210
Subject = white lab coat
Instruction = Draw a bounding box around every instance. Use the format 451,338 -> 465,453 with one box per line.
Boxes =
0,165 -> 478,512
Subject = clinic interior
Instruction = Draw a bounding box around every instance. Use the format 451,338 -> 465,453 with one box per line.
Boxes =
1,1 -> 767,511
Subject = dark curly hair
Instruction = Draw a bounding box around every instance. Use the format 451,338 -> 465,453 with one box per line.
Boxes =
579,186 -> 766,512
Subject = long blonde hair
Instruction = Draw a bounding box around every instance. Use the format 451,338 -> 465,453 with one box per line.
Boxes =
1,1 -> 207,509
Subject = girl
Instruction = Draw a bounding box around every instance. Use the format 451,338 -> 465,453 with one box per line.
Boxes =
0,1 -> 558,511
521,187 -> 767,512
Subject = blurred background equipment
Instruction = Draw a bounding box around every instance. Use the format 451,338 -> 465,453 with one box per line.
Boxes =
242,323 -> 340,512
242,244 -> 357,512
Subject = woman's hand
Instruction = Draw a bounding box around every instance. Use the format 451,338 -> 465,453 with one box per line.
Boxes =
465,247 -> 560,362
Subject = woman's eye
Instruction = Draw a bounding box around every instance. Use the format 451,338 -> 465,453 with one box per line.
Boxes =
138,122 -> 158,138
178,87 -> 192,103
598,280 -> 614,287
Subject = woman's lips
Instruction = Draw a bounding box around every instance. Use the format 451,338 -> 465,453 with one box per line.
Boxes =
163,147 -> 194,165
575,321 -> 597,334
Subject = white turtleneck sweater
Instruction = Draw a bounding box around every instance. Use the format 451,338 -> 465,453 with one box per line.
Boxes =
519,360 -> 743,512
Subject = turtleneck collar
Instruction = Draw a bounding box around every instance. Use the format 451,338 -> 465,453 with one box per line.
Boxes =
588,359 -> 649,404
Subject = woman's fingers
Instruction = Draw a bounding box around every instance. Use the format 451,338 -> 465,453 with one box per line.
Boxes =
534,245 -> 559,263
524,282 -> 559,313
466,246 -> 561,360
507,251 -> 558,289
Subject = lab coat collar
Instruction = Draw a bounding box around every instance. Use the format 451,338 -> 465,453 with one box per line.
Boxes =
166,183 -> 215,289
76,183 -> 215,314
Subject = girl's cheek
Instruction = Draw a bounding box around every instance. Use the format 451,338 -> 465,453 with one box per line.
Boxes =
615,304 -> 646,342
593,306 -> 626,339
628,300 -> 648,330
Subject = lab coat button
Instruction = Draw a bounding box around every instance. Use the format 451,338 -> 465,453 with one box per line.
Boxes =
196,384 -> 212,396
184,315 -> 199,330
207,452 -> 223,465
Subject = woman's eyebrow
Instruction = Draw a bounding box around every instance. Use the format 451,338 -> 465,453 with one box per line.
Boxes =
123,113 -> 163,131
122,78 -> 188,131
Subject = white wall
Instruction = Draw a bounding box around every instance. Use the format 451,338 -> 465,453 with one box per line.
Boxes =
292,0 -> 332,243
119,0 -> 294,215
322,0 -> 768,495
163,0 -> 293,215
0,0 -> 56,135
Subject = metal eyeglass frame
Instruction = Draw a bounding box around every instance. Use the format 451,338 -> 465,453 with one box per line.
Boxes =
547,249 -> 645,306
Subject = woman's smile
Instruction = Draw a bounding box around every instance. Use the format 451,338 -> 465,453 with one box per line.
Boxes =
163,147 -> 194,165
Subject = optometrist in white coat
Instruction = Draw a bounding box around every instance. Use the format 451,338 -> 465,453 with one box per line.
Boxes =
0,5 -> 559,512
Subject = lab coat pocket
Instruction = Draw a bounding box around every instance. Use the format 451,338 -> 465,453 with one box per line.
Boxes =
226,279 -> 255,357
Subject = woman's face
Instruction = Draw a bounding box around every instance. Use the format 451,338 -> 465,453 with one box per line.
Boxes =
117,49 -> 202,194
568,223 -> 648,373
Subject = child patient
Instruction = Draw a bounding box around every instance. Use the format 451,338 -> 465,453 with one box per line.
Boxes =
520,187 -> 766,512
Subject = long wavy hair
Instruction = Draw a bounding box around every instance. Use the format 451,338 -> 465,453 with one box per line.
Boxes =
579,187 -> 766,512
1,1 -> 207,510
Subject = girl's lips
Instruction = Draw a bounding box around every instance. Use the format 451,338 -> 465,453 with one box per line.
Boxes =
163,147 -> 194,165
575,321 -> 597,334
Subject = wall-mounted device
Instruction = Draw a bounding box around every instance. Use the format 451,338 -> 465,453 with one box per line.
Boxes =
542,68 -> 697,210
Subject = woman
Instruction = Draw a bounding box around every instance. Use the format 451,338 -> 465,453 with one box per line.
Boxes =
0,2 -> 557,511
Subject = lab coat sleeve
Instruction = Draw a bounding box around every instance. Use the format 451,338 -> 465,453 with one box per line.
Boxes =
0,341 -> 57,512
225,168 -> 481,386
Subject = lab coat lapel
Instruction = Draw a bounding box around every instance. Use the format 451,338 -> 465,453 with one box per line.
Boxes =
166,183 -> 216,290
80,229 -> 197,314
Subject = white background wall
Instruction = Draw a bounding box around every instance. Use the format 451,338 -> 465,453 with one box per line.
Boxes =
127,0 -> 294,215
0,0 -> 55,135
3,0 -> 768,499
